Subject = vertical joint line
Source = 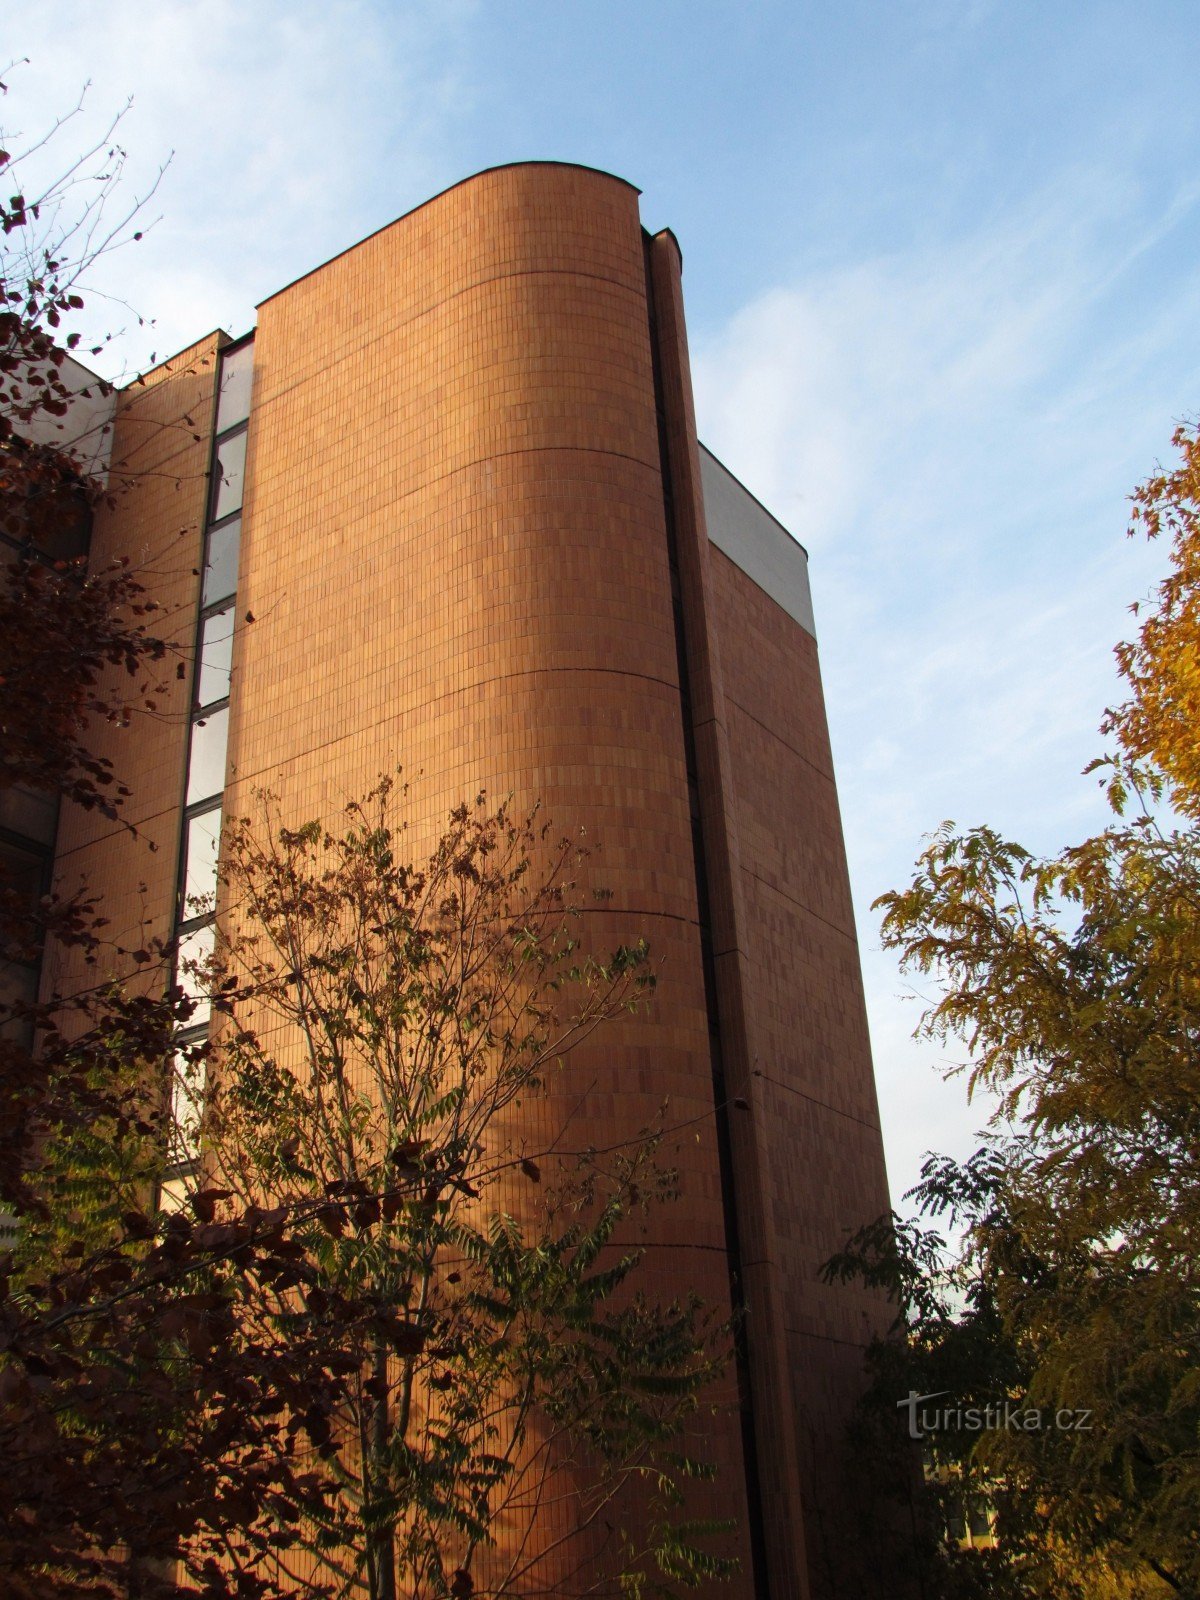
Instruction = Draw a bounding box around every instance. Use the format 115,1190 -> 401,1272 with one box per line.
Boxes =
642,233 -> 772,1600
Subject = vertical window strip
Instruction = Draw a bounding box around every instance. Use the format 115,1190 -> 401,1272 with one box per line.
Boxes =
169,336 -> 254,1166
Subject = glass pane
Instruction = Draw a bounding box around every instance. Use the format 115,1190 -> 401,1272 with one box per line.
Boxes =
159,1172 -> 191,1214
33,497 -> 91,562
170,1041 -> 208,1160
0,784 -> 59,845
0,959 -> 38,1046
210,429 -> 247,522
216,341 -> 254,434
195,605 -> 234,709
181,807 -> 222,923
202,516 -> 240,606
0,838 -> 45,907
186,704 -> 229,807
176,922 -> 215,1026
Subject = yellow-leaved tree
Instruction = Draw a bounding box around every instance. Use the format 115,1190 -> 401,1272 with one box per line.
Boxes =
824,423 -> 1200,1599
1106,422 -> 1200,816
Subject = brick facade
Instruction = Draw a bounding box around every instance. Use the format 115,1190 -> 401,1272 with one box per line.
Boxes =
49,333 -> 223,1004
49,163 -> 892,1598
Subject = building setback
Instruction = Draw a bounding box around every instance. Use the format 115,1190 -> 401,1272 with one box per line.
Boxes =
47,163 -> 893,1598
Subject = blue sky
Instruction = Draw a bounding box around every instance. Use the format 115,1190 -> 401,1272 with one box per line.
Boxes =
9,0 -> 1200,1208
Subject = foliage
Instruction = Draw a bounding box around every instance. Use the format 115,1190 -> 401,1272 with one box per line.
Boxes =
1104,422 -> 1200,818
0,69 -> 175,823
0,64 -> 163,450
0,77 -> 365,1600
0,537 -> 173,820
193,778 -> 737,1600
825,423 -> 1200,1597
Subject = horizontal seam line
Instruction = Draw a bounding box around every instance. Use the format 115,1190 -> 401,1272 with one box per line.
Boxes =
251,265 -> 649,417
785,1327 -> 878,1349
741,865 -> 858,945
724,696 -> 834,782
229,663 -> 685,790
752,1069 -> 882,1132
246,442 -> 663,534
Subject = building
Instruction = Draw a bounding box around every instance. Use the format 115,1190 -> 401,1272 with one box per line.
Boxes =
36,163 -> 893,1597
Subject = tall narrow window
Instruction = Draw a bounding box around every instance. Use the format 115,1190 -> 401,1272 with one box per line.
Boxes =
180,806 -> 222,924
210,430 -> 247,523
185,706 -> 230,808
195,606 -> 235,709
215,341 -> 254,433
202,515 -> 241,607
169,333 -> 254,1172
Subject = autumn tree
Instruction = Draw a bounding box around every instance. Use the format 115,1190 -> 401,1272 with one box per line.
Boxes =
826,422 -> 1200,1597
0,69 -> 177,1201
189,778 -> 737,1600
0,77 -> 391,1599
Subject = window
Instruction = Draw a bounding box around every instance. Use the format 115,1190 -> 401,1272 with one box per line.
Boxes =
0,784 -> 59,846
202,515 -> 241,606
195,605 -> 234,709
180,806 -> 222,924
185,705 -> 229,807
216,341 -> 254,434
210,429 -> 247,523
176,922 -> 216,1026
167,334 -> 254,1180
170,1040 -> 207,1159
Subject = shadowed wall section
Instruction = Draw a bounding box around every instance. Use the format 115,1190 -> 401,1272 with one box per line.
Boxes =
49,334 -> 223,1005
709,543 -> 894,1595
647,230 -> 892,1597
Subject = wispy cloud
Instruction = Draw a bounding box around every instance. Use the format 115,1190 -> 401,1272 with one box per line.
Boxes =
7,3 -> 1199,1211
694,162 -> 1200,1203
7,0 -> 477,371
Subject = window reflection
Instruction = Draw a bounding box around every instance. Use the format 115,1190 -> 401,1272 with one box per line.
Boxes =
170,1040 -> 207,1159
0,784 -> 59,845
210,430 -> 247,523
195,606 -> 234,709
216,342 -> 254,434
181,807 -> 221,923
202,516 -> 240,606
186,704 -> 229,807
176,922 -> 215,1024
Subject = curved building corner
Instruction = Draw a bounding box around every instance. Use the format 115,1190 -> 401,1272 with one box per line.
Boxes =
46,161 -> 894,1599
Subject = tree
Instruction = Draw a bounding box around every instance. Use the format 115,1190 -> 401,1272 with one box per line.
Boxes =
0,69 -> 177,1208
192,777 -> 737,1600
0,79 -> 388,1599
1106,422 -> 1200,817
825,423 -> 1200,1597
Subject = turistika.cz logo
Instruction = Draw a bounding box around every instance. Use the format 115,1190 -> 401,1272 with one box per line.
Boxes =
897,1391 -> 1094,1441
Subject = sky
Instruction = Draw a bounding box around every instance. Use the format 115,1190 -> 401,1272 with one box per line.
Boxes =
7,0 -> 1199,1212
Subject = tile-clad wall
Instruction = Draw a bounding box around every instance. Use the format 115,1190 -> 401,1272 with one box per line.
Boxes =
48,334 -> 222,1002
711,547 -> 895,1596
647,230 -> 812,1600
225,165 -> 753,1595
650,224 -> 896,1597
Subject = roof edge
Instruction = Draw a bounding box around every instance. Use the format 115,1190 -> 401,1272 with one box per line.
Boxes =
651,226 -> 684,271
257,161 -> 643,312
698,441 -> 810,559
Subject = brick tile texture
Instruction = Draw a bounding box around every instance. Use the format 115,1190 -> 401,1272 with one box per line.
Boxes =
47,162 -> 896,1599
226,166 -> 751,1596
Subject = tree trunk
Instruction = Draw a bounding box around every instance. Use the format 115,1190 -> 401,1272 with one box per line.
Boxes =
366,1339 -> 397,1600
